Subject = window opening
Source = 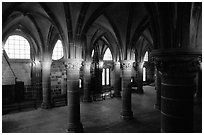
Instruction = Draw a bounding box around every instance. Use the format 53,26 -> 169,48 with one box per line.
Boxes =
143,67 -> 146,81
102,68 -> 105,85
52,40 -> 63,60
103,48 -> 112,60
144,51 -> 148,62
4,35 -> 30,59
106,68 -> 109,85
102,68 -> 110,86
91,49 -> 94,57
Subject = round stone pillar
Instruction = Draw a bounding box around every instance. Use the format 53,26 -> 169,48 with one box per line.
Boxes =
120,60 -> 134,120
83,61 -> 92,102
41,60 -> 52,109
136,62 -> 144,94
114,62 -> 121,97
154,67 -> 161,110
195,65 -> 202,99
155,55 -> 200,133
65,59 -> 83,133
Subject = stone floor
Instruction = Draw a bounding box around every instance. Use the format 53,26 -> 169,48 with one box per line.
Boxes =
2,86 -> 202,133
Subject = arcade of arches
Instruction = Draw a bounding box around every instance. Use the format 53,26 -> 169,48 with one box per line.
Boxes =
2,2 -> 202,133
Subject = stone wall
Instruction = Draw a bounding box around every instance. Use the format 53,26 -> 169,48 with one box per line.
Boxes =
2,53 -> 15,85
50,60 -> 67,97
2,54 -> 31,85
10,59 -> 31,85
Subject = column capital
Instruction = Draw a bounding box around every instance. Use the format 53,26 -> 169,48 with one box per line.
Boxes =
65,59 -> 83,71
154,55 -> 201,75
82,61 -> 92,68
120,60 -> 134,70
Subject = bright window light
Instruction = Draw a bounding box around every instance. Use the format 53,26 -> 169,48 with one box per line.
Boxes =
106,68 -> 109,85
91,49 -> 94,57
79,79 -> 82,88
52,40 -> 63,60
4,35 -> 30,59
143,67 -> 146,81
103,48 -> 112,60
102,68 -> 105,85
144,51 -> 148,62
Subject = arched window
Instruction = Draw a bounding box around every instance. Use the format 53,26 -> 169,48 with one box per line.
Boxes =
106,68 -> 109,85
102,68 -> 105,85
103,48 -> 112,60
52,40 -> 63,60
91,49 -> 94,57
4,35 -> 30,59
144,51 -> 148,62
143,67 -> 146,81
102,68 -> 110,86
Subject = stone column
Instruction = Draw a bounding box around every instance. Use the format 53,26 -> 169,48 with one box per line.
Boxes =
154,66 -> 161,110
35,63 -> 42,105
136,62 -> 144,94
120,60 -> 134,120
83,61 -> 92,102
41,60 -> 52,109
155,55 -> 200,133
114,62 -> 121,97
66,59 -> 83,132
196,64 -> 202,99
98,64 -> 103,94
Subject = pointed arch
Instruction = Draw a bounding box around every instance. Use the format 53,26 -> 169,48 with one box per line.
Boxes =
52,40 -> 64,60
103,47 -> 113,61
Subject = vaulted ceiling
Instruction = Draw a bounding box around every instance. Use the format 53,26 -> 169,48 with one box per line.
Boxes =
2,2 -> 201,61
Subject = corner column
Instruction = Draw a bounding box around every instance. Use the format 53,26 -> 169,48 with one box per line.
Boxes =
155,55 -> 200,133
120,60 -> 134,120
83,61 -> 92,102
154,66 -> 161,110
66,59 -> 83,132
41,60 -> 52,109
195,64 -> 202,99
114,62 -> 121,97
136,62 -> 144,94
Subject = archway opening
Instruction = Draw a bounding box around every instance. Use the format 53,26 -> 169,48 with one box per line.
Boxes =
4,35 -> 30,59
52,40 -> 64,60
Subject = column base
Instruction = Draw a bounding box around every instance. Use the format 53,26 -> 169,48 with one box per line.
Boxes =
83,97 -> 92,102
120,111 -> 133,120
154,104 -> 161,111
66,122 -> 84,133
41,102 -> 52,109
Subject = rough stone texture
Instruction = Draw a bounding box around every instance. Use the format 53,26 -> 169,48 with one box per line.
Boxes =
50,60 -> 67,97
